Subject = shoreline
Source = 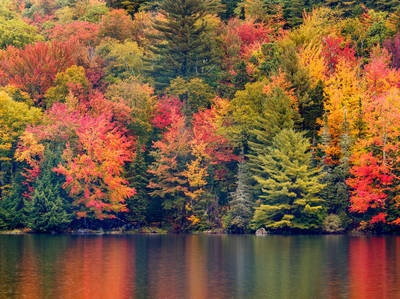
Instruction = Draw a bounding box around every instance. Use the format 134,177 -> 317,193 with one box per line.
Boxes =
0,229 -> 398,236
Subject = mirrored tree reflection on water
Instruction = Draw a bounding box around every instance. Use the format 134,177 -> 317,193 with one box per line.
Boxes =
1,235 -> 400,299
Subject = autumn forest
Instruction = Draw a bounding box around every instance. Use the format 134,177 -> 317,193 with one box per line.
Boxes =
1,0 -> 400,234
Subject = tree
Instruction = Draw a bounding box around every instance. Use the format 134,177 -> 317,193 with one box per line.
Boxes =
148,0 -> 219,89
96,39 -> 146,83
191,97 -> 236,166
23,149 -> 74,232
44,65 -> 91,108
54,0 -> 109,24
365,0 -> 400,12
219,18 -> 276,93
166,77 -> 215,117
384,33 -> 400,69
0,41 -> 75,106
283,0 -> 306,28
230,81 -> 266,144
347,87 -> 400,228
219,0 -> 241,19
186,97 -> 237,228
252,129 -> 326,231
237,0 -> 285,24
322,58 -> 363,161
0,8 -> 43,49
47,21 -> 100,47
320,116 -> 352,227
123,145 -> 151,225
280,44 -> 318,132
105,79 -> 157,143
53,112 -> 136,219
148,102 -> 192,230
323,0 -> 360,17
98,9 -> 136,42
15,94 -> 137,220
0,91 -> 42,199
247,86 -> 298,188
223,158 -> 253,233
346,152 -> 394,228
321,35 -> 356,74
105,0 -> 148,17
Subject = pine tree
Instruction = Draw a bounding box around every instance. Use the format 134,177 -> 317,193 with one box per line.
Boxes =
248,87 -> 296,176
148,0 -> 219,89
252,129 -> 326,231
224,158 -> 253,233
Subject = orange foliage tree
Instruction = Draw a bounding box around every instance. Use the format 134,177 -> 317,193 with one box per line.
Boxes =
16,93 -> 136,219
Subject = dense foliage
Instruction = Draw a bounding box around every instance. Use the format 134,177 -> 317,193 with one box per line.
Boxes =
1,0 -> 400,233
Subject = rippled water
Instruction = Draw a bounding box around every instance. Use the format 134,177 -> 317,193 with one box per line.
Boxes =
0,234 -> 400,299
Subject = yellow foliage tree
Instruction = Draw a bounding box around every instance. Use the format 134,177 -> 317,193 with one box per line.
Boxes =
322,59 -> 363,160
0,91 -> 42,198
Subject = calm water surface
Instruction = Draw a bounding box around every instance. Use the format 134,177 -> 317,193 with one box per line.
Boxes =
0,234 -> 400,299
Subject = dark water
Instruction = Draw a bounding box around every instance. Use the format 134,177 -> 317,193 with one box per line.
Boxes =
0,234 -> 400,299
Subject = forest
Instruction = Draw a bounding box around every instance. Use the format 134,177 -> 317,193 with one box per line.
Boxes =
0,0 -> 400,234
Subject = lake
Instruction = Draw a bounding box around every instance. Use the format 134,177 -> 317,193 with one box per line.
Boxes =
0,234 -> 399,299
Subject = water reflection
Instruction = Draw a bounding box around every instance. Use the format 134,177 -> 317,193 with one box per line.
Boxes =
1,235 -> 400,299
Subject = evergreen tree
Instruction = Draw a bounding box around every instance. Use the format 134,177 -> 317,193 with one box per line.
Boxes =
248,87 -> 297,176
252,129 -> 326,231
224,158 -> 253,233
0,175 -> 26,230
123,144 -> 151,226
219,0 -> 241,19
283,0 -> 306,28
323,0 -> 360,17
300,80 -> 325,138
365,0 -> 400,12
320,113 -> 352,226
280,44 -> 320,133
23,149 -> 73,232
232,61 -> 251,91
148,0 -> 219,89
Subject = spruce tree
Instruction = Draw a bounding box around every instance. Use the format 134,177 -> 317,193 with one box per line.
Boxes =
323,0 -> 360,17
123,145 -> 150,226
252,129 -> 326,231
300,80 -> 325,138
320,114 -> 351,224
219,0 -> 241,19
283,0 -> 306,28
280,44 -> 324,135
365,0 -> 400,12
224,158 -> 253,233
0,175 -> 26,230
148,0 -> 219,89
23,150 -> 73,232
